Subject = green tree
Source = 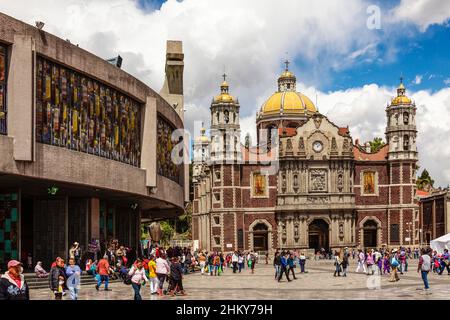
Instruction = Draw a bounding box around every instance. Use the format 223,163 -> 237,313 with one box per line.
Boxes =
369,137 -> 385,153
416,169 -> 434,190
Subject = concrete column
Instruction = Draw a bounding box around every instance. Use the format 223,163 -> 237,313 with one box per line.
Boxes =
7,35 -> 34,161
141,96 -> 157,187
90,198 -> 100,240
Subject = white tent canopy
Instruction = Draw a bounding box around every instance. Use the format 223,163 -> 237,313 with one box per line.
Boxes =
430,233 -> 450,253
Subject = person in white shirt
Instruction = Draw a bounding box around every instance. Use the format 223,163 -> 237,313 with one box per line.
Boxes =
231,252 -> 239,273
355,249 -> 367,273
128,259 -> 149,300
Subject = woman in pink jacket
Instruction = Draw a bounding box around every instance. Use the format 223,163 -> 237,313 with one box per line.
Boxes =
155,253 -> 170,296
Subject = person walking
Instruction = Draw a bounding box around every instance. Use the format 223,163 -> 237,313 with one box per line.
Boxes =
366,249 -> 375,276
65,258 -> 81,300
156,253 -> 170,296
148,255 -> 158,295
278,252 -> 292,282
0,260 -> 29,300
287,253 -> 297,279
213,253 -> 221,276
50,257 -> 67,300
273,252 -> 281,279
231,251 -> 239,274
128,259 -> 148,300
199,252 -> 207,275
299,252 -> 306,273
355,249 -> 366,273
418,248 -> 432,294
95,255 -> 112,291
168,257 -> 186,296
249,253 -> 257,274
389,249 -> 400,282
333,251 -> 342,277
341,252 -> 349,277
383,253 -> 391,275
238,254 -> 244,273
438,249 -> 450,275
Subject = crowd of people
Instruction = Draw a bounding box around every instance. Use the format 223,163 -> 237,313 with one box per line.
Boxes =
1,241 -> 448,300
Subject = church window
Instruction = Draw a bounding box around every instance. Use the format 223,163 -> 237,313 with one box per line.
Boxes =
213,216 -> 220,226
294,224 -> 299,238
214,170 -> 221,181
224,109 -> 230,124
403,112 -> 409,125
35,56 -> 142,167
390,224 -> 400,243
214,192 -> 221,202
214,236 -> 221,246
363,171 -> 376,195
0,44 -> 7,135
403,135 -> 409,150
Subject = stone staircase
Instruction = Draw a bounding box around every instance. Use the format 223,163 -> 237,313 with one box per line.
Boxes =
24,273 -> 121,290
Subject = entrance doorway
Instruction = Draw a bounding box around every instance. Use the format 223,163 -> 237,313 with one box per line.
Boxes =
308,219 -> 329,252
363,220 -> 378,248
252,223 -> 268,251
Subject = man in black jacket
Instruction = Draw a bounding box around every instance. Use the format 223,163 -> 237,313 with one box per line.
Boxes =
273,252 -> 281,280
0,260 -> 30,300
49,257 -> 67,300
168,257 -> 186,296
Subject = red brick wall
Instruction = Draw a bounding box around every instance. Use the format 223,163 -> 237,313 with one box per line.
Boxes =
223,165 -> 232,186
403,186 -> 412,204
243,213 -> 277,250
223,188 -> 234,208
242,189 -> 277,207
212,226 -> 221,237
402,163 -> 411,183
223,213 -> 235,248
391,164 -> 400,184
391,186 -> 400,204
354,163 -> 389,206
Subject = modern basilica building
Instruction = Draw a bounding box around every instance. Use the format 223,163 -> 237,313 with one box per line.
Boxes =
191,62 -> 420,255
0,12 -> 188,268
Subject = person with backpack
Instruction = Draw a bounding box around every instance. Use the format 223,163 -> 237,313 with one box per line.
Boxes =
389,249 -> 400,282
168,257 -> 186,296
128,259 -> 148,300
418,248 -> 432,294
50,257 -> 67,300
439,249 -> 450,275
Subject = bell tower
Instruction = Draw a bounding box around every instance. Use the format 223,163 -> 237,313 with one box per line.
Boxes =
210,74 -> 241,163
385,77 -> 418,161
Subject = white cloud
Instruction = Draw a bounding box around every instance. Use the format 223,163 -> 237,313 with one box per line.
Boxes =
414,75 -> 423,85
391,0 -> 450,31
444,78 -> 450,86
0,0 -> 449,186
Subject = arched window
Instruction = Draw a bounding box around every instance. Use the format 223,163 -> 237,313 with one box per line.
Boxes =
403,135 -> 409,150
403,112 -> 409,125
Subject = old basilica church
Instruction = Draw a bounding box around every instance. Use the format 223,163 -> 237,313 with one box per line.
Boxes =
191,62 -> 419,255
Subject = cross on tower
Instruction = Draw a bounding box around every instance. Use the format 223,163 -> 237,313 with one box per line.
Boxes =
222,73 -> 227,82
400,75 -> 403,84
284,59 -> 290,71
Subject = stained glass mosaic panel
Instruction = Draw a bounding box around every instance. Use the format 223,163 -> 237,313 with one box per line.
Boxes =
35,56 -> 142,166
0,193 -> 19,266
157,116 -> 181,184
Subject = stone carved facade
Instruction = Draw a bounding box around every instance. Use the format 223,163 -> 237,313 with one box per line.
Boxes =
192,69 -> 419,255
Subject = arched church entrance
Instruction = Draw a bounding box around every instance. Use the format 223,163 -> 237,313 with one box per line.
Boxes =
308,219 -> 329,252
252,223 -> 269,251
363,220 -> 378,248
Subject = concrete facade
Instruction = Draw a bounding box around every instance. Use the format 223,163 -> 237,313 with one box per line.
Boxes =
0,12 -> 186,268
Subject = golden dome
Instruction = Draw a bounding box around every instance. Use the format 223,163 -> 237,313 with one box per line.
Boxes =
213,77 -> 237,103
279,70 -> 295,79
391,78 -> 412,106
261,91 -> 317,115
196,128 -> 210,143
391,95 -> 411,105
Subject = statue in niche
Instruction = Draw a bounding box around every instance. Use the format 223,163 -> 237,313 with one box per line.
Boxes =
298,137 -> 305,150
286,139 -> 293,152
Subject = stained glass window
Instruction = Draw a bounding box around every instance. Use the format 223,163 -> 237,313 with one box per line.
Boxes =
157,116 -> 181,184
0,44 -> 7,135
35,56 -> 142,166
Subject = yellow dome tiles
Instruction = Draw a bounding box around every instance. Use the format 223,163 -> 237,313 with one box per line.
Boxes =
391,95 -> 411,105
261,91 -> 317,115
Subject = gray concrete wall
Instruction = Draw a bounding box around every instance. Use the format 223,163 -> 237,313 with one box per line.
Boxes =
6,34 -> 33,161
0,12 -> 186,211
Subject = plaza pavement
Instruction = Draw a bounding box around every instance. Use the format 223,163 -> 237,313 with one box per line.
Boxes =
29,259 -> 450,300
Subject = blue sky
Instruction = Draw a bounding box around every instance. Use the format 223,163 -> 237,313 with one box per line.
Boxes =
0,0 -> 449,185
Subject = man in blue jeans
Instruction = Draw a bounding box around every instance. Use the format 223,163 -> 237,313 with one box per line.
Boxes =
418,248 -> 431,294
